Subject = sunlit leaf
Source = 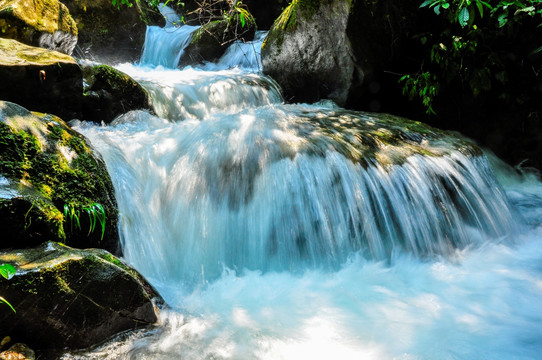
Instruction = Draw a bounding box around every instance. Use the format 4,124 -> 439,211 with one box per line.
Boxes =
0,264 -> 16,280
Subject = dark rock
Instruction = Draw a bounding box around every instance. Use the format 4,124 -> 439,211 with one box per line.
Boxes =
178,9 -> 256,67
0,0 -> 78,55
244,0 -> 287,29
0,101 -> 120,254
80,63 -> 152,124
0,38 -> 84,120
59,0 -> 146,63
0,242 -> 161,352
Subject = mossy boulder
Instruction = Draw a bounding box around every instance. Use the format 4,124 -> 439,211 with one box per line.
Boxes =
178,12 -> 256,67
58,0 -> 146,63
0,0 -> 78,55
0,38 -> 84,120
81,63 -> 152,124
0,242 -> 161,353
0,101 -> 120,253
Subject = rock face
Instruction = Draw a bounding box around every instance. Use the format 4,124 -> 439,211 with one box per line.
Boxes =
0,38 -> 83,120
0,242 -> 161,352
0,0 -> 78,55
81,63 -> 152,124
0,101 -> 120,253
262,0 -> 359,105
58,0 -> 146,63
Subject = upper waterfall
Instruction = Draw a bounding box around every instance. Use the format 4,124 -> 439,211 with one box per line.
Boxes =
139,5 -> 199,68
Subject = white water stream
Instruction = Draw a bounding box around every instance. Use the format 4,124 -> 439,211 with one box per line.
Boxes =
63,19 -> 542,360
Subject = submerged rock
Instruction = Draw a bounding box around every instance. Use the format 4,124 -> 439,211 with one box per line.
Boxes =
80,63 -> 152,124
0,242 -> 161,352
0,38 -> 83,120
0,0 -> 78,55
0,101 -> 119,253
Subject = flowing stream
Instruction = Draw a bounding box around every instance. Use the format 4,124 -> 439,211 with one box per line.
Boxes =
64,20 -> 542,360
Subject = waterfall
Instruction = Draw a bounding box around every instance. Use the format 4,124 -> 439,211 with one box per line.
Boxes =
64,22 -> 542,360
139,5 -> 199,68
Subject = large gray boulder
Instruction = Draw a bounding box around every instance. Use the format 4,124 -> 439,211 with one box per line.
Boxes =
0,242 -> 161,353
261,0 -> 359,105
261,0 -> 419,107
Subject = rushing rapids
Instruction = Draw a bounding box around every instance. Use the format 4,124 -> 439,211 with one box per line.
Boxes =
63,16 -> 542,360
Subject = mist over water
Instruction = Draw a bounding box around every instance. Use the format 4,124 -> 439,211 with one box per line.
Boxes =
64,22 -> 542,360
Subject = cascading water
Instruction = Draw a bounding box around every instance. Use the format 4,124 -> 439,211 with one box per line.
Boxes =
63,21 -> 542,360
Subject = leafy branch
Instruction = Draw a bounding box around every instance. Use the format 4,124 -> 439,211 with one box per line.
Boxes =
402,0 -> 542,115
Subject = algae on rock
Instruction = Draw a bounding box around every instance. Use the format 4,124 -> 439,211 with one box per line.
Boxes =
0,101 -> 119,253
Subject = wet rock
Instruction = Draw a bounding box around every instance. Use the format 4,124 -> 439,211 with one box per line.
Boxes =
0,38 -> 83,120
0,101 -> 120,253
0,0 -> 78,55
59,0 -> 146,63
80,63 -> 152,124
0,242 -> 161,352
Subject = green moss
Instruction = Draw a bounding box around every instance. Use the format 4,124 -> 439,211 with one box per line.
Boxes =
1,102 -> 118,249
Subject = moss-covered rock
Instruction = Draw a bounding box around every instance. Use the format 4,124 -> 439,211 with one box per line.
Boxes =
178,9 -> 256,67
81,63 -> 152,124
0,38 -> 84,120
0,0 -> 78,55
0,101 -> 120,253
58,0 -> 146,63
0,242 -> 161,353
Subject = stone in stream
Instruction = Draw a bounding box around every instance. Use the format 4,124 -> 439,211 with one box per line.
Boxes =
0,242 -> 162,354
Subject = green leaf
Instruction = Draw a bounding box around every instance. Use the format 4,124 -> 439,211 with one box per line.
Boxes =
0,297 -> 16,313
240,12 -> 246,27
476,1 -> 484,18
458,7 -> 470,27
0,264 -> 16,280
442,3 -> 450,9
420,0 -> 434,8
